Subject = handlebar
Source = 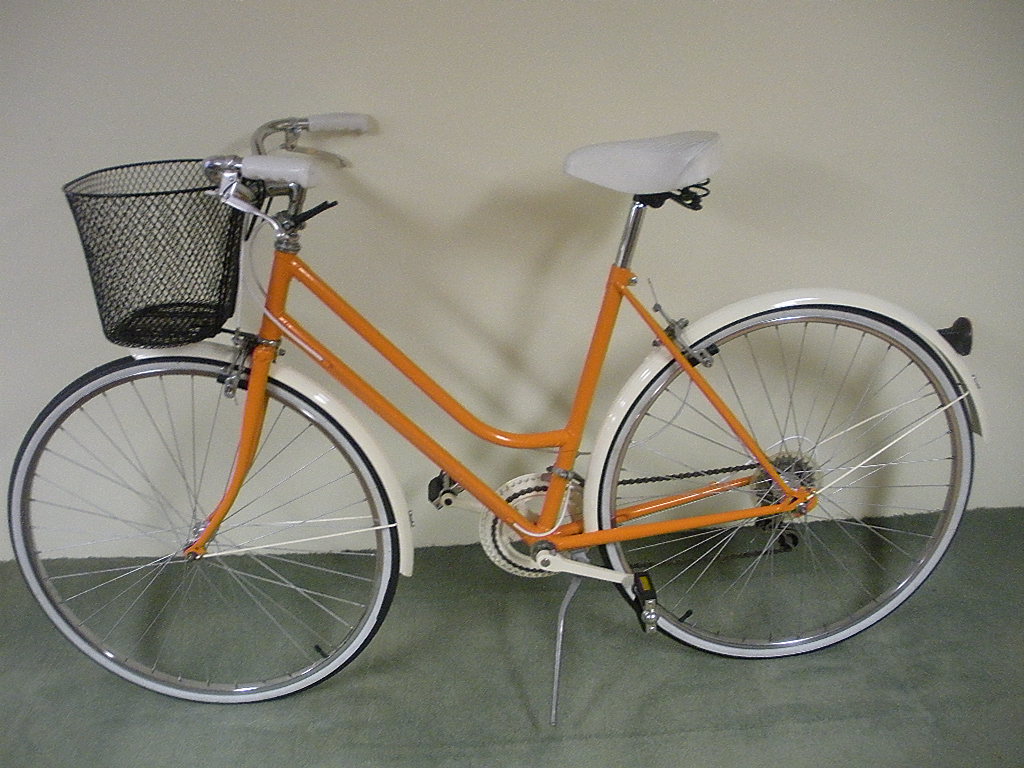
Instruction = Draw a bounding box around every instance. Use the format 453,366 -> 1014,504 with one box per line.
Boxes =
307,112 -> 372,134
250,112 -> 373,155
239,155 -> 318,187
204,112 -> 372,229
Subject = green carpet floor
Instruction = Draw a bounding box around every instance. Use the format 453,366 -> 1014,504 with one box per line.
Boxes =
1,508 -> 1021,767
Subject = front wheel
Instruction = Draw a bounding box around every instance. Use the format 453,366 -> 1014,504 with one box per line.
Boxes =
8,356 -> 399,701
597,307 -> 973,657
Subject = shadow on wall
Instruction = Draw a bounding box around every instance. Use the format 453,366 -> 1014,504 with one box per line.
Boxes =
326,168 -> 630,428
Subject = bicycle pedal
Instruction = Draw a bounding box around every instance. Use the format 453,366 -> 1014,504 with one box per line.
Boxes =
427,470 -> 463,510
632,571 -> 660,633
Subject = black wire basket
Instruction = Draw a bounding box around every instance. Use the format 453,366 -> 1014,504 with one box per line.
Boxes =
64,159 -> 248,348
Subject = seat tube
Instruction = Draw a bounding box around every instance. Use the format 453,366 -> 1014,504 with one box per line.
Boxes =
616,199 -> 647,269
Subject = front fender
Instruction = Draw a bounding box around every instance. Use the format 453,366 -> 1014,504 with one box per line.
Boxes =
132,341 -> 415,576
583,289 -> 985,534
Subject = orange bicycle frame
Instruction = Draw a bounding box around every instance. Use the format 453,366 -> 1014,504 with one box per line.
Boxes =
184,240 -> 811,559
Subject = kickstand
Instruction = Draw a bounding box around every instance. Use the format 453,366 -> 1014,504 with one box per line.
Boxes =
549,570 -> 585,726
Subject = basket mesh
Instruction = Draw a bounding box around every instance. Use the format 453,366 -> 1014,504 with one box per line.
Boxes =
64,160 -> 247,347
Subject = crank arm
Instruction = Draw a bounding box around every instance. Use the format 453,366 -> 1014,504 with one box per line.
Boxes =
533,549 -> 633,587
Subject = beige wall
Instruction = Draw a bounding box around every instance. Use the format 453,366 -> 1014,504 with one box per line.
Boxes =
2,1 -> 1021,556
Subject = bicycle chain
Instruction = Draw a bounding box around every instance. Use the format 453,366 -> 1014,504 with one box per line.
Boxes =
503,465 -> 758,494
617,463 -> 757,486
503,486 -> 550,504
504,463 -> 757,494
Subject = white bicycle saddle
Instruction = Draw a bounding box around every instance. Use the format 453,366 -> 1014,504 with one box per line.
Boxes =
564,131 -> 721,194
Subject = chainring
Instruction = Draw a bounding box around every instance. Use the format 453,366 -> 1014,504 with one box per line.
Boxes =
479,473 -> 582,578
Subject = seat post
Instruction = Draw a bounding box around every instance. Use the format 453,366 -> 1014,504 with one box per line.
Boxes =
615,199 -> 648,270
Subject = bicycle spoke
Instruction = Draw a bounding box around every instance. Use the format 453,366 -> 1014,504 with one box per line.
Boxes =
12,358 -> 398,701
203,522 -> 398,559
600,308 -> 971,656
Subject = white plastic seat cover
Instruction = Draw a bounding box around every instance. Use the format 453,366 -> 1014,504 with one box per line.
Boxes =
564,131 -> 721,194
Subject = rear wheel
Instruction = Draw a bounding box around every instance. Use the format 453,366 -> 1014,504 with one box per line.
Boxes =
9,356 -> 399,701
597,307 -> 973,656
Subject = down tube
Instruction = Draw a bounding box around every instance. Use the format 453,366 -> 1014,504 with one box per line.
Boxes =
262,250 -> 567,535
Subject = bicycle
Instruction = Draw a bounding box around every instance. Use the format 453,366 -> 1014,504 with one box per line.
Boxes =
8,113 -> 982,705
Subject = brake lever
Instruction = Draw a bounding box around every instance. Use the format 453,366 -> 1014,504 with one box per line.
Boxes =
280,143 -> 349,168
292,200 -> 339,225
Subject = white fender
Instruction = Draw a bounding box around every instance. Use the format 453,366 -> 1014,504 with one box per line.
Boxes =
132,342 -> 415,576
583,288 -> 985,535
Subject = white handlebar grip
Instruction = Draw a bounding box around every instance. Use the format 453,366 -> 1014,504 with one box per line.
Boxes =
306,112 -> 372,134
240,155 -> 318,187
